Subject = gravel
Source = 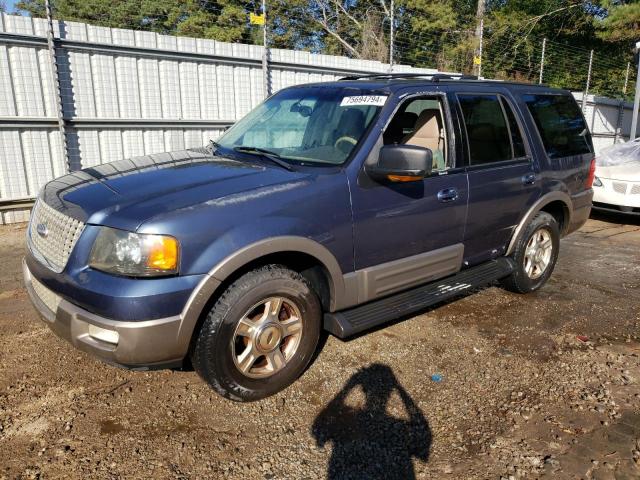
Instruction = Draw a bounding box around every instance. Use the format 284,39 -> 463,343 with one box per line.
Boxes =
0,212 -> 639,479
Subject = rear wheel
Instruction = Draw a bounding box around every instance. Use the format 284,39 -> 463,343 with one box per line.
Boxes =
190,265 -> 321,402
500,212 -> 560,294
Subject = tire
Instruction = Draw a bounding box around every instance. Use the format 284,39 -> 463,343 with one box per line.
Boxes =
500,211 -> 560,294
190,265 -> 322,402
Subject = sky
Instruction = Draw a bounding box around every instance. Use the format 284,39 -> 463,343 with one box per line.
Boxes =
3,0 -> 20,14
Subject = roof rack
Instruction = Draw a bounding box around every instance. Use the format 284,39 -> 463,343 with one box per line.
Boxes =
339,73 -> 479,82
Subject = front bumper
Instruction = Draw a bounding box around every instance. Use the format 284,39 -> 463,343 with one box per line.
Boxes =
24,259 -> 189,369
593,179 -> 640,210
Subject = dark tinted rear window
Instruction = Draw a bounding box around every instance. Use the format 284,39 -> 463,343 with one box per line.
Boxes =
458,94 -> 512,164
523,94 -> 592,158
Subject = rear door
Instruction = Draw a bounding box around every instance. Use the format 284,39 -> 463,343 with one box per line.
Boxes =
454,90 -> 540,265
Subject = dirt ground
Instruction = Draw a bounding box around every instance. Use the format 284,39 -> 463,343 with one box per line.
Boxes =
0,212 -> 639,480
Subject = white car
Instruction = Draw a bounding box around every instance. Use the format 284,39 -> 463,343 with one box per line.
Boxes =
593,138 -> 640,215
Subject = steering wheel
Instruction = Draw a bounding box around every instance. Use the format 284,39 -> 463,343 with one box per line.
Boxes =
334,136 -> 358,150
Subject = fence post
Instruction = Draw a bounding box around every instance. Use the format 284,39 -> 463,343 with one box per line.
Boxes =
476,18 -> 483,77
630,54 -> 640,140
44,0 -> 70,172
615,62 -> 631,144
262,0 -> 271,98
538,37 -> 546,84
388,0 -> 394,72
623,62 -> 630,95
581,49 -> 593,112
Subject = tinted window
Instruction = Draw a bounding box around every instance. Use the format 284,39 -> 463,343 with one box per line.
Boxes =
501,98 -> 526,158
458,94 -> 512,165
523,94 -> 593,158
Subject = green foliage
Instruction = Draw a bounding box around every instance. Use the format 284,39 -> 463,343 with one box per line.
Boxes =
15,0 -> 261,43
596,0 -> 640,43
13,0 -> 636,99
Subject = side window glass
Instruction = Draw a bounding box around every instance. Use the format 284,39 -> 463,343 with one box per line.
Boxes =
383,97 -> 448,171
523,94 -> 593,158
458,94 -> 512,165
501,98 -> 526,158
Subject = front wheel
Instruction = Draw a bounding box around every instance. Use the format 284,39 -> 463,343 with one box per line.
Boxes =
500,212 -> 560,294
190,265 -> 321,402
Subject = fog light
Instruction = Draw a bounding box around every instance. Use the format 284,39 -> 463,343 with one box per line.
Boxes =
88,325 -> 119,345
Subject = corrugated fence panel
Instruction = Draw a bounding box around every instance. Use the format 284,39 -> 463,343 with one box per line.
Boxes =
198,64 -> 219,119
0,130 -> 29,199
122,130 -> 145,158
115,56 -> 141,118
0,44 -> 16,116
160,60 -> 181,118
21,130 -> 56,194
91,54 -> 120,117
180,62 -> 201,118
0,13 -> 461,223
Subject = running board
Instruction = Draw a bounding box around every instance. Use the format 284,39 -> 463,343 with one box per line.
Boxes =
324,257 -> 515,338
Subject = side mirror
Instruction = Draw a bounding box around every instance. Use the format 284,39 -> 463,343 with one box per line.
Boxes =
367,144 -> 433,182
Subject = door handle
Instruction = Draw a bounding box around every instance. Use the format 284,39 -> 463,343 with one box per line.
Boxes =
437,188 -> 459,203
522,173 -> 536,185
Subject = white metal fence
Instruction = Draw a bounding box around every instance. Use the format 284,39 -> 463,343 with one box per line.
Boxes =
576,93 -> 637,154
0,13 -> 635,224
0,13 -> 435,224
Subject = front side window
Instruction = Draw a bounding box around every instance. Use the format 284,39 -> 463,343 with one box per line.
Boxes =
458,94 -> 515,165
216,87 -> 385,165
523,93 -> 592,158
383,96 -> 449,171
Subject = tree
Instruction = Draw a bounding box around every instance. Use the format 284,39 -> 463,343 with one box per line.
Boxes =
13,0 -> 635,98
15,0 -> 261,43
267,0 -> 393,61
596,0 -> 640,43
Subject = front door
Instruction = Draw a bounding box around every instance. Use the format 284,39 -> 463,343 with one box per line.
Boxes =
350,93 -> 469,302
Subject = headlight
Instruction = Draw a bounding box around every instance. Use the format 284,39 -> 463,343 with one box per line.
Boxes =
89,227 -> 179,277
593,176 -> 603,187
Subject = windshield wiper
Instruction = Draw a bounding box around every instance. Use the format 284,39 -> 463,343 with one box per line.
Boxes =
233,146 -> 293,171
209,139 -> 221,154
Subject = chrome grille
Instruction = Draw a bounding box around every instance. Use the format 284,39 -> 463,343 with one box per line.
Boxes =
28,200 -> 85,273
612,182 -> 628,195
631,184 -> 640,195
31,275 -> 61,314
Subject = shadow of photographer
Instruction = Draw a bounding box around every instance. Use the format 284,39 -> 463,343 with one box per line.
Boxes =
312,363 -> 432,480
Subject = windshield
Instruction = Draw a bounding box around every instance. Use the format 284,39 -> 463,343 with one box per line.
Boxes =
216,86 -> 387,165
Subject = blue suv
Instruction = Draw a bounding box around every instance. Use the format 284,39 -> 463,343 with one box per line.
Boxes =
24,74 -> 594,401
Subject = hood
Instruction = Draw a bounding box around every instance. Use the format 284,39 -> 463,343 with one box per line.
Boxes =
40,149 -> 307,231
595,164 -> 640,182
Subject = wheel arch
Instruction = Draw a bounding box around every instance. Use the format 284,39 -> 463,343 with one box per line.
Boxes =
175,237 -> 346,358
506,191 -> 572,256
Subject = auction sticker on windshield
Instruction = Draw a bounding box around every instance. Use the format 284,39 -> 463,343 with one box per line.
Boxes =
340,95 -> 388,107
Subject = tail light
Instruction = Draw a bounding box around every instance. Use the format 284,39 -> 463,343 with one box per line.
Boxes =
585,157 -> 596,188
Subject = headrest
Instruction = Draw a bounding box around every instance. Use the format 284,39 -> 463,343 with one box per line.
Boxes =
399,111 -> 418,129
411,110 -> 441,139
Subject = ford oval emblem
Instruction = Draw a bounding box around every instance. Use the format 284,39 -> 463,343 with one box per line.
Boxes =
36,223 -> 49,238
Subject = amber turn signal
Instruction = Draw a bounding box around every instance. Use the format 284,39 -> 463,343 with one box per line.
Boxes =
146,236 -> 179,271
387,174 -> 421,182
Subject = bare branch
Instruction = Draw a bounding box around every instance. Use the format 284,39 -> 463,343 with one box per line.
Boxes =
311,1 -> 361,58
333,0 -> 361,28
379,0 -> 390,17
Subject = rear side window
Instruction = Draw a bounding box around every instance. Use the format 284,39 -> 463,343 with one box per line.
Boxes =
458,94 -> 526,165
523,94 -> 593,158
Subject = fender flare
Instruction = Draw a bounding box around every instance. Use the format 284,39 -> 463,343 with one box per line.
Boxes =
506,191 -> 572,256
174,236 -> 346,356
